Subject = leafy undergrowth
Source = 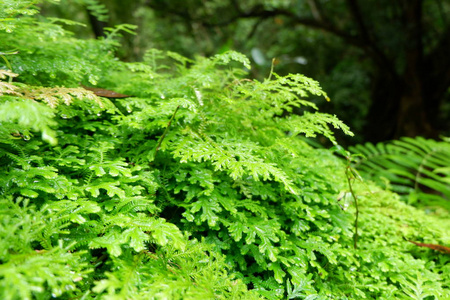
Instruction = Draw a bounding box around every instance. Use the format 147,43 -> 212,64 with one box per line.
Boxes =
0,1 -> 449,299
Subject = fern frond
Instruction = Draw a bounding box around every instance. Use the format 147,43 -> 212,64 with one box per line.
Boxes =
76,0 -> 109,22
0,70 -> 20,95
104,196 -> 158,214
213,51 -> 251,69
17,85 -> 103,108
279,112 -> 354,144
393,271 -> 443,300
90,214 -> 185,256
0,99 -> 57,144
173,128 -> 297,193
350,137 -> 450,207
0,144 -> 30,169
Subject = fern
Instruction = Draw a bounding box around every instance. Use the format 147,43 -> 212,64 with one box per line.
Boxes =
0,98 -> 57,145
0,2 -> 448,298
394,272 -> 442,300
72,0 -> 109,22
350,137 -> 450,210
0,197 -> 91,299
92,240 -> 261,299
286,277 -> 318,300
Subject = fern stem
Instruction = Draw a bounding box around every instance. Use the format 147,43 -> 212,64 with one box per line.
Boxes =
154,105 -> 180,159
268,58 -> 276,81
0,55 -> 14,83
346,168 -> 359,249
414,149 -> 436,191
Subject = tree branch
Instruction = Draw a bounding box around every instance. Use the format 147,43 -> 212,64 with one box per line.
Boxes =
147,1 -> 399,78
345,0 -> 398,79
146,2 -> 358,44
306,0 -> 323,21
345,0 -> 371,42
246,18 -> 266,41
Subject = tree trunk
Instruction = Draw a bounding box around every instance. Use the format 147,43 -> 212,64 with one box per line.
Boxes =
365,0 -> 444,142
365,69 -> 440,142
394,83 -> 435,139
87,10 -> 106,38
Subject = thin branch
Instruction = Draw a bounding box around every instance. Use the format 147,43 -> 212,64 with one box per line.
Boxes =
246,17 -> 266,41
407,240 -> 450,254
226,8 -> 366,49
306,0 -> 323,21
146,3 -> 356,43
345,0 -> 398,79
147,1 -> 399,78
345,0 -> 371,42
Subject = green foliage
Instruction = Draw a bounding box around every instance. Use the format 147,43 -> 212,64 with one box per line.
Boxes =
349,137 -> 450,211
0,2 -> 449,299
75,0 -> 109,22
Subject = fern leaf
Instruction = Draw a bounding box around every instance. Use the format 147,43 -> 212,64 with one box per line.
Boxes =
0,99 -> 57,145
350,137 -> 450,206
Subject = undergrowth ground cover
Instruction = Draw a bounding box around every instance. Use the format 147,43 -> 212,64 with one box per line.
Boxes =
1,1 -> 449,299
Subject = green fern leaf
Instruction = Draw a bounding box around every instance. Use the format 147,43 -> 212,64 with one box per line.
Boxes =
350,137 -> 450,207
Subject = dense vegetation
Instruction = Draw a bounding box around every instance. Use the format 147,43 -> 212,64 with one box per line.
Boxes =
42,0 -> 450,144
1,1 -> 449,299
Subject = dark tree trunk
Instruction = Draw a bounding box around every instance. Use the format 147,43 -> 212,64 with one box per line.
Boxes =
365,60 -> 441,142
364,0 -> 445,142
364,73 -> 400,141
87,10 -> 107,38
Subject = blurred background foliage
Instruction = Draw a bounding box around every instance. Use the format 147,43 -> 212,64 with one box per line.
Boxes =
41,0 -> 450,145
